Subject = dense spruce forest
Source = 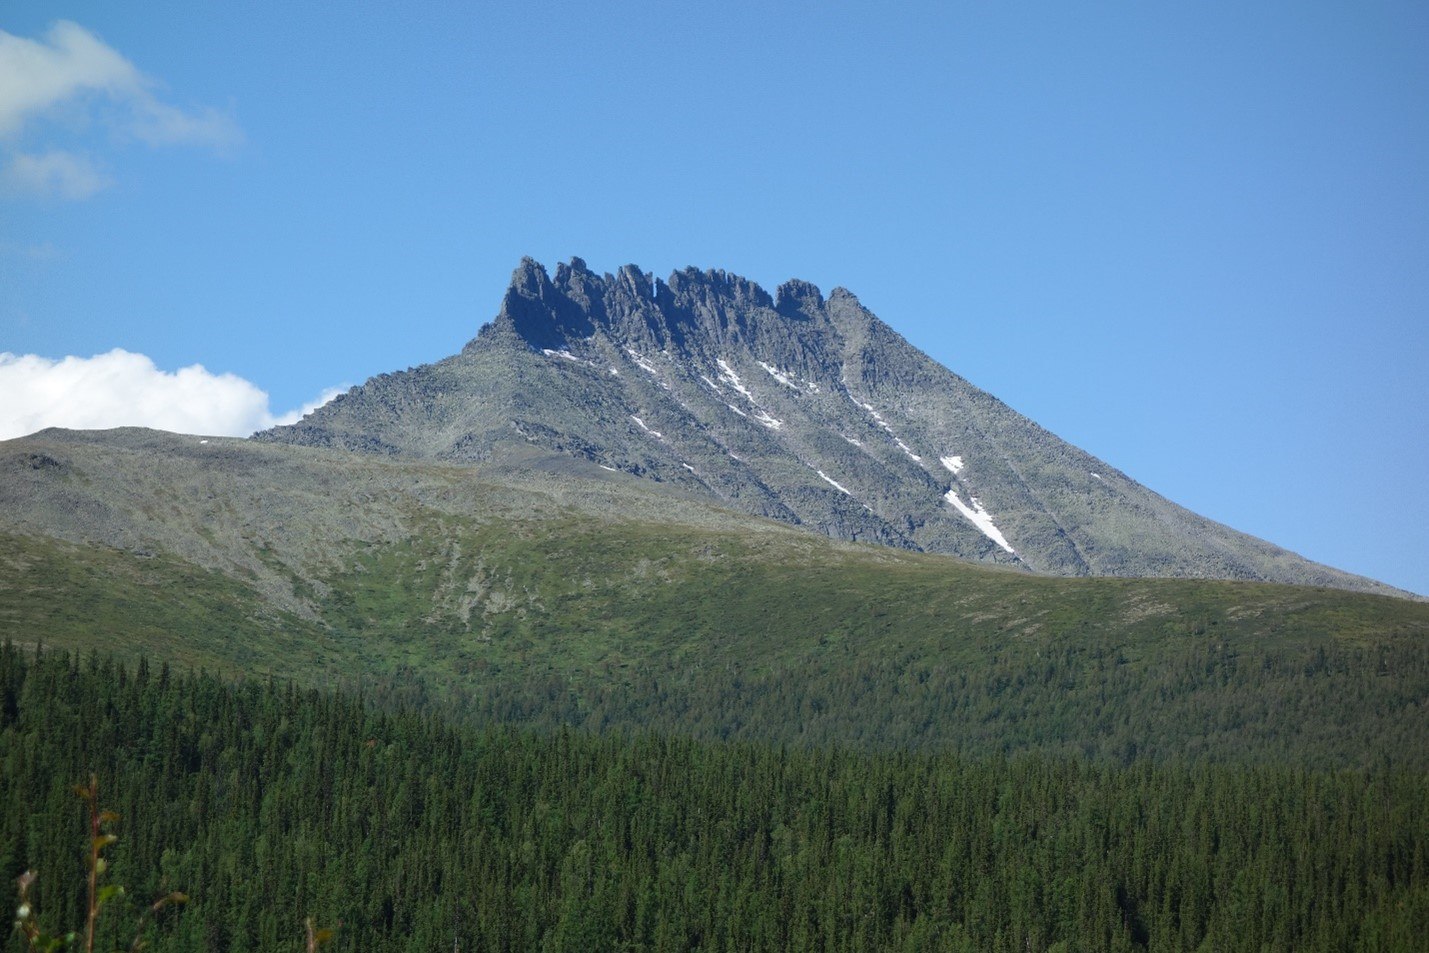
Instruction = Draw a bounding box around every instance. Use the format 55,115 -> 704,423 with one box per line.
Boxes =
4,643 -> 1427,952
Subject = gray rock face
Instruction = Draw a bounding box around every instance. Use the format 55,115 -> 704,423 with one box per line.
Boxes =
256,257 -> 1397,594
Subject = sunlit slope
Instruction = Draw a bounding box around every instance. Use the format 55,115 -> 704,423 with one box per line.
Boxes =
3,428 -> 1427,765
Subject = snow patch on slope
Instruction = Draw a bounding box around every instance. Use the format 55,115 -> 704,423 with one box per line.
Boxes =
542,348 -> 600,370
716,358 -> 755,401
854,397 -> 922,461
943,490 -> 1015,553
625,348 -> 670,389
811,466 -> 874,512
709,357 -> 783,429
856,399 -> 890,429
757,360 -> 820,394
816,470 -> 852,495
625,349 -> 658,375
630,415 -> 663,439
757,361 -> 800,391
941,455 -> 965,475
752,409 -> 783,431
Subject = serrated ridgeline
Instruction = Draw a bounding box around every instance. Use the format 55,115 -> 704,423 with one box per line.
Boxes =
255,257 -> 1393,594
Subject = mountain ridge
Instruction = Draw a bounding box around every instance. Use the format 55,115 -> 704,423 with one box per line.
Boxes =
256,257 -> 1400,596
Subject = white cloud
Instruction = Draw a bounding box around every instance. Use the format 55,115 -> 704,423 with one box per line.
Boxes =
2,149 -> 111,199
128,97 -> 242,150
0,21 -> 138,137
0,350 -> 343,440
272,385 -> 349,427
0,21 -> 241,199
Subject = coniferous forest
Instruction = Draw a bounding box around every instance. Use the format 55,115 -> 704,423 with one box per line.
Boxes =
4,644 -> 1427,952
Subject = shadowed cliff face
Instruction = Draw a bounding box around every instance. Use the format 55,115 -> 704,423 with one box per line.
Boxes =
256,257 -> 1400,595
491,257 -> 789,358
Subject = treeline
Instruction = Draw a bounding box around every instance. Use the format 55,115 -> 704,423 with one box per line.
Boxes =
3,643 -> 1427,952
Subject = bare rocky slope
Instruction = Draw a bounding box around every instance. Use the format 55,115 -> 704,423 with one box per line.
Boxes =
256,257 -> 1397,595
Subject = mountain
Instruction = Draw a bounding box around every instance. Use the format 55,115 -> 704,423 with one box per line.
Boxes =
4,257 -> 1423,764
4,427 -> 1428,766
5,261 -> 1425,951
258,256 -> 1395,595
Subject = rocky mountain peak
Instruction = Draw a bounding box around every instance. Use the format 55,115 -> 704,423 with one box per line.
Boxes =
488,257 -> 821,361
491,257 -> 594,350
255,256 -> 1403,596
775,279 -> 825,319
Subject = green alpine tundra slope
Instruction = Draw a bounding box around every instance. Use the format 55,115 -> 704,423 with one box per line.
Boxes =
3,427 -> 1426,767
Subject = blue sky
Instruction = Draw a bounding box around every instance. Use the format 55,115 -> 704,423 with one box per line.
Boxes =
2,1 -> 1426,595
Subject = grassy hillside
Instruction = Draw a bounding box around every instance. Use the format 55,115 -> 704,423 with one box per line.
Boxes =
4,431 -> 1427,767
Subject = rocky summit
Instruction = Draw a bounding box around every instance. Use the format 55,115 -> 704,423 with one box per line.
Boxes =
257,257 -> 1395,594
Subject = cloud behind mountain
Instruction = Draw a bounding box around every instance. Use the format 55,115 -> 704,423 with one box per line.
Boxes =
0,348 -> 340,439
